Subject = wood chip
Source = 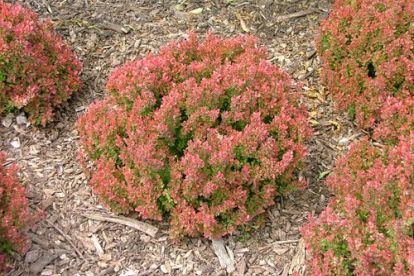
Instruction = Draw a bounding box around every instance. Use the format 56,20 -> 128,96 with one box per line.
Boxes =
273,247 -> 289,255
289,239 -> 306,274
100,21 -> 131,34
81,212 -> 158,237
237,257 -> 246,276
97,266 -> 115,276
211,239 -> 235,274
306,49 -> 317,59
236,13 -> 250,32
11,138 -> 20,148
30,254 -> 58,274
281,263 -> 289,276
189,8 -> 203,15
1,113 -> 14,128
40,197 -> 54,211
45,219 -> 84,259
226,245 -> 235,263
91,234 -> 104,256
258,239 -> 300,251
276,9 -> 317,21
27,233 -> 50,248
78,236 -> 95,251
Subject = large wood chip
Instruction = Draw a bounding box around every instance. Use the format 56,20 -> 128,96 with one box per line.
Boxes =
30,254 -> 58,274
289,238 -> 306,274
235,13 -> 250,32
276,9 -> 317,21
211,239 -> 235,274
27,233 -> 50,248
100,21 -> 131,34
82,212 -> 158,237
237,257 -> 246,276
281,263 -> 289,276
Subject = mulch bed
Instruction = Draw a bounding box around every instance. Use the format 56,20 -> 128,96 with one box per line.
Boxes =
1,0 -> 363,275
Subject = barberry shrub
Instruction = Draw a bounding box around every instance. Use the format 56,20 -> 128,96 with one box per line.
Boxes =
0,152 -> 30,271
0,1 -> 81,126
78,33 -> 312,239
301,137 -> 414,275
317,0 -> 413,141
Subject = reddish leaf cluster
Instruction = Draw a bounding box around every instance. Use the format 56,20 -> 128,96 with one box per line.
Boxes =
303,1 -> 414,274
0,152 -> 30,271
301,137 -> 414,275
317,0 -> 413,141
78,33 -> 312,239
374,96 -> 414,144
0,1 -> 81,126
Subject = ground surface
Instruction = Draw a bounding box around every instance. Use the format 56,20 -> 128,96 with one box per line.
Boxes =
1,0 -> 363,275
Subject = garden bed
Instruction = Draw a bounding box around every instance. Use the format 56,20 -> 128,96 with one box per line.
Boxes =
0,0 -> 364,275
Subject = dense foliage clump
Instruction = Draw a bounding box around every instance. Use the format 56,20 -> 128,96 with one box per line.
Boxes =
317,0 -> 413,142
303,0 -> 414,274
0,152 -> 31,271
302,137 -> 414,276
78,33 -> 312,238
0,1 -> 81,125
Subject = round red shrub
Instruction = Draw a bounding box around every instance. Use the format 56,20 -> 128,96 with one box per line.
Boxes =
0,152 -> 31,271
317,0 -> 413,141
301,136 -> 414,275
78,33 -> 312,239
0,1 -> 82,126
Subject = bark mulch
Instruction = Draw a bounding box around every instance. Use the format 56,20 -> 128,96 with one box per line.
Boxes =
1,0 -> 363,275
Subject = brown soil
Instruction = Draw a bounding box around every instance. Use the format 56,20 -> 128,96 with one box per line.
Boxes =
1,0 -> 362,275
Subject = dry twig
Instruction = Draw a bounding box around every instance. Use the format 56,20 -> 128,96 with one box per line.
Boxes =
276,9 -> 317,21
258,239 -> 300,251
81,212 -> 158,237
100,21 -> 131,34
44,219 -> 84,259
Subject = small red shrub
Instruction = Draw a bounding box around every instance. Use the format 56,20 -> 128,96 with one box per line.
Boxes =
302,136 -> 414,275
78,33 -> 312,239
0,152 -> 30,271
0,1 -> 81,125
317,0 -> 413,140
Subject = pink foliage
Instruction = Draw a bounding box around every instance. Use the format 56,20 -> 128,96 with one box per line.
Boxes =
317,0 -> 413,141
0,152 -> 30,271
302,137 -> 414,275
78,33 -> 312,239
0,1 -> 81,125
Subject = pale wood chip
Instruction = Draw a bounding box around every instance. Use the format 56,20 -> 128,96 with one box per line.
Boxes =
235,13 -> 250,32
78,236 -> 96,251
91,234 -> 104,256
289,238 -> 306,274
100,21 -> 131,34
276,9 -> 317,21
281,263 -> 289,276
258,239 -> 299,251
237,257 -> 246,276
211,239 -> 235,274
